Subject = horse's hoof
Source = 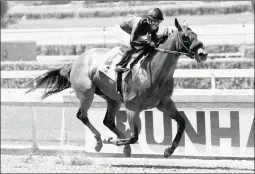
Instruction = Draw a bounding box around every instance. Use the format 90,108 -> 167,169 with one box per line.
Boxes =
164,147 -> 173,158
123,145 -> 131,157
94,142 -> 103,152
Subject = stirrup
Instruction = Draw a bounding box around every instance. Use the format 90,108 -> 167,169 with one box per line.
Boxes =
115,66 -> 129,72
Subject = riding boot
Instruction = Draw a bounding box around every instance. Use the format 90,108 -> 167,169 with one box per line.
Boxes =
115,47 -> 134,72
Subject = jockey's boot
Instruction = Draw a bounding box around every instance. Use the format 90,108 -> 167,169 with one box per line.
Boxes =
117,91 -> 123,102
115,47 -> 134,72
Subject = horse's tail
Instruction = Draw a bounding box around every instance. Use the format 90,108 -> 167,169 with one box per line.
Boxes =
26,64 -> 72,99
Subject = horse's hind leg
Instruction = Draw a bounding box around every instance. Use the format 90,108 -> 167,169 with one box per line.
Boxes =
156,97 -> 186,158
76,89 -> 103,152
103,98 -> 131,157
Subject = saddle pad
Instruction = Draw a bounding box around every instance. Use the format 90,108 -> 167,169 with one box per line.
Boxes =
98,65 -> 117,82
97,47 -> 123,82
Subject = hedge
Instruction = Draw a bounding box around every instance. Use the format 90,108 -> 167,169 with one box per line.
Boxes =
9,4 -> 252,20
2,77 -> 253,89
1,60 -> 254,71
36,44 -> 254,57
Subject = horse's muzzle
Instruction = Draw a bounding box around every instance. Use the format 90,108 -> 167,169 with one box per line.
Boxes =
190,40 -> 203,52
197,48 -> 208,62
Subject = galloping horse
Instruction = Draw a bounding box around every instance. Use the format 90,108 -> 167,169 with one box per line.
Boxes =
27,18 -> 208,158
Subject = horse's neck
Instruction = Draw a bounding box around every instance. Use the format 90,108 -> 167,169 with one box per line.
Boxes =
149,33 -> 180,83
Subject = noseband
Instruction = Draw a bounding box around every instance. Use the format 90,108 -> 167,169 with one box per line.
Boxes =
177,34 -> 195,58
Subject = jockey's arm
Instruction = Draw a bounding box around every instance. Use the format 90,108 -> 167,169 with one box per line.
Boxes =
129,20 -> 143,48
129,18 -> 154,48
152,28 -> 169,46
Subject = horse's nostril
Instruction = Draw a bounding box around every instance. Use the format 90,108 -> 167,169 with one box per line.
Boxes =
198,52 -> 203,57
198,52 -> 208,58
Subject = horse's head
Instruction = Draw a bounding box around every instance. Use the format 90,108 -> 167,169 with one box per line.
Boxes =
173,18 -> 208,63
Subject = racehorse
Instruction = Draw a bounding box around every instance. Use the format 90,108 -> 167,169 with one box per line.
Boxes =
27,18 -> 208,158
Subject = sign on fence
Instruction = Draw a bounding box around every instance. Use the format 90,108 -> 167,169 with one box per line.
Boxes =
1,105 -> 254,158
82,108 -> 254,157
1,41 -> 36,61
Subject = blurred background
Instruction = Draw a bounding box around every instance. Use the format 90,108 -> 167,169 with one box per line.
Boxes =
1,0 -> 254,89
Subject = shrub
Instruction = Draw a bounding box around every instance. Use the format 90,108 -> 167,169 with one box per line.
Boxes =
215,77 -> 254,89
2,78 -> 254,89
244,46 -> 254,58
41,1 -> 72,5
9,3 -> 253,20
35,44 -> 253,56
176,61 -> 254,69
1,60 -> 253,71
1,63 -> 64,71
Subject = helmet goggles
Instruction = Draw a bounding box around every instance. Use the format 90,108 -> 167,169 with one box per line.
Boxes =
147,17 -> 162,29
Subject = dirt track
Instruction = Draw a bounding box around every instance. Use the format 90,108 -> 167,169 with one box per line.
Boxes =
1,154 -> 254,173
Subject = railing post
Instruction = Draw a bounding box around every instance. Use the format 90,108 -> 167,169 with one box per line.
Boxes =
30,106 -> 39,152
242,22 -> 246,45
103,26 -> 106,48
61,108 -> 67,146
211,72 -> 216,90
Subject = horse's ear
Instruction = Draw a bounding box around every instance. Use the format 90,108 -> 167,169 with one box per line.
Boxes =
182,20 -> 189,31
175,18 -> 182,31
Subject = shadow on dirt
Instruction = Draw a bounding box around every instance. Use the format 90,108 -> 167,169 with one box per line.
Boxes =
110,164 -> 254,172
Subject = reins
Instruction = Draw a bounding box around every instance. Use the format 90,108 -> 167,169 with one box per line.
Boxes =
153,33 -> 193,57
154,47 -> 190,57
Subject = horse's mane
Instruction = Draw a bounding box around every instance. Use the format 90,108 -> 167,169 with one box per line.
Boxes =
168,26 -> 192,36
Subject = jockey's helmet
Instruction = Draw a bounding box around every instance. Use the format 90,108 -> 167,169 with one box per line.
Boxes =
147,8 -> 164,30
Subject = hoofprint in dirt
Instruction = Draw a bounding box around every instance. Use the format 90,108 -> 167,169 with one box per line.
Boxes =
1,154 -> 254,173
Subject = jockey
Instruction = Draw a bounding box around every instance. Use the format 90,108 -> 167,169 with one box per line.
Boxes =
115,8 -> 168,72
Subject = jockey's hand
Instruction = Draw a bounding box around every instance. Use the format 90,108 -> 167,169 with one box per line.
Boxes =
149,41 -> 156,48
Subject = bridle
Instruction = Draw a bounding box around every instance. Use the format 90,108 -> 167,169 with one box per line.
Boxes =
154,32 -> 196,58
177,34 -> 195,58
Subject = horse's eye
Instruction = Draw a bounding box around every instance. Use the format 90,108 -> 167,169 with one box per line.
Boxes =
182,34 -> 189,41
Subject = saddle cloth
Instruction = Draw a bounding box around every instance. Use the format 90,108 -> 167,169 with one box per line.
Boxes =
98,47 -> 146,82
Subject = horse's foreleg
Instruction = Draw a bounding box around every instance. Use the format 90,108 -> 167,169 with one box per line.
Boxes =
157,97 -> 186,158
111,109 -> 139,146
103,99 -> 131,157
77,95 -> 103,152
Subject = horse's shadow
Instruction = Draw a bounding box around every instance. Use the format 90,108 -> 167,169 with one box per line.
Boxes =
110,164 -> 253,172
